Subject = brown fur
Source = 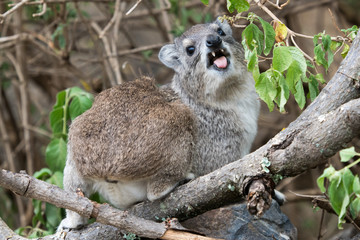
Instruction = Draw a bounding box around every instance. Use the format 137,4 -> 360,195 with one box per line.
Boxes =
70,77 -> 194,181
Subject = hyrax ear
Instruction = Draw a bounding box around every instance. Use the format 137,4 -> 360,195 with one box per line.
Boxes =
159,44 -> 180,71
215,17 -> 232,36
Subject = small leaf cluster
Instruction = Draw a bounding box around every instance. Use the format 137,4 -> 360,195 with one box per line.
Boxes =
242,13 -> 316,112
46,87 -> 93,173
313,33 -> 334,71
339,25 -> 359,58
317,147 -> 360,229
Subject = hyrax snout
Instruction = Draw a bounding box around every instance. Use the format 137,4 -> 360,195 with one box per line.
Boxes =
58,18 -> 260,231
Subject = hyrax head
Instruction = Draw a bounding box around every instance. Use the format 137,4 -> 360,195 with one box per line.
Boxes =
159,18 -> 249,101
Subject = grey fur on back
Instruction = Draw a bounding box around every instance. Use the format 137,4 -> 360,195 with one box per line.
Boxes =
57,18 -> 259,231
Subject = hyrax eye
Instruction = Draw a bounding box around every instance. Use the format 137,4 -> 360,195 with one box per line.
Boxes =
217,28 -> 226,36
186,46 -> 195,56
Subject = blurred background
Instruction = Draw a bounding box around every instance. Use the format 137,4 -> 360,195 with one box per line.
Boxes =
0,0 -> 359,239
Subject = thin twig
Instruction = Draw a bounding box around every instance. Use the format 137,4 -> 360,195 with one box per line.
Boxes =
328,8 -> 346,38
317,209 -> 325,240
290,35 -> 313,61
99,0 -> 122,39
91,22 -> 118,86
32,1 -> 47,17
0,0 -> 30,23
159,0 -> 173,42
126,0 -> 142,15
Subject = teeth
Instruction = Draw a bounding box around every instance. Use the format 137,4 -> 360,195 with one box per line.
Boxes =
220,49 -> 224,53
211,51 -> 216,57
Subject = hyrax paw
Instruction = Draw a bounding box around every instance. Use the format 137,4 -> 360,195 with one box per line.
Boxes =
57,218 -> 85,233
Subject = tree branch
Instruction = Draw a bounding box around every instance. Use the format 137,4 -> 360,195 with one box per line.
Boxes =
0,169 -> 222,240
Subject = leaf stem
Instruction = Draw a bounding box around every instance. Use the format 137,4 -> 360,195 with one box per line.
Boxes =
345,158 -> 360,170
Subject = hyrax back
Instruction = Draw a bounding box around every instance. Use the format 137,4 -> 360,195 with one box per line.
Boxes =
59,18 -> 259,231
70,78 -> 194,182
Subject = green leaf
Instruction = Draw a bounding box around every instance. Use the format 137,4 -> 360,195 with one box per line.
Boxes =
49,107 -> 65,135
227,0 -> 249,13
314,44 -> 327,69
350,197 -> 360,219
294,80 -> 305,109
45,203 -> 62,229
242,23 -> 264,55
278,74 -> 289,112
340,146 -> 360,162
255,71 -> 277,111
69,95 -> 93,121
337,169 -> 354,229
330,40 -> 342,52
353,176 -> 360,195
33,168 -> 52,180
306,60 -> 315,69
45,138 -> 67,172
46,171 -> 64,188
288,47 -> 307,74
285,61 -> 303,93
257,16 -> 275,56
273,46 -> 293,72
308,75 -> 319,101
328,172 -> 344,215
313,33 -> 321,46
342,168 -> 354,193
247,49 -> 260,81
53,90 -> 66,109
201,0 -> 209,5
341,44 -> 350,58
322,34 -> 331,52
317,165 -> 335,193
68,86 -> 86,98
315,73 -> 326,84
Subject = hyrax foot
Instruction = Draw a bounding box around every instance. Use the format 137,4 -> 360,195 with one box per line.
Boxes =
57,210 -> 88,232
147,179 -> 182,201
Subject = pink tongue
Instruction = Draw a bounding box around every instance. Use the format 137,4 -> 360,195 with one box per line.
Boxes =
214,56 -> 227,68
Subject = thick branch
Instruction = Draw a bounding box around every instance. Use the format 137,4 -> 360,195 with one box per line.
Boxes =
0,170 -> 221,240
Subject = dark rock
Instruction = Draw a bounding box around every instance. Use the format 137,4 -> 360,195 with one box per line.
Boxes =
182,200 -> 297,240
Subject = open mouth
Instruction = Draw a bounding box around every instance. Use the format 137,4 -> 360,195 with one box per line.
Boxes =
207,48 -> 230,70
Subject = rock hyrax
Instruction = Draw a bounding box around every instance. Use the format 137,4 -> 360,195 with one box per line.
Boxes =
58,18 -> 260,230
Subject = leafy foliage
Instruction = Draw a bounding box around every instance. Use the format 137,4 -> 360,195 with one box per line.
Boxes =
313,33 -> 334,71
317,147 -> 360,229
237,11 -> 353,112
241,13 -> 311,112
47,87 -> 93,172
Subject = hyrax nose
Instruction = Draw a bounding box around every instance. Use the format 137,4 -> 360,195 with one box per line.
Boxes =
206,35 -> 222,48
